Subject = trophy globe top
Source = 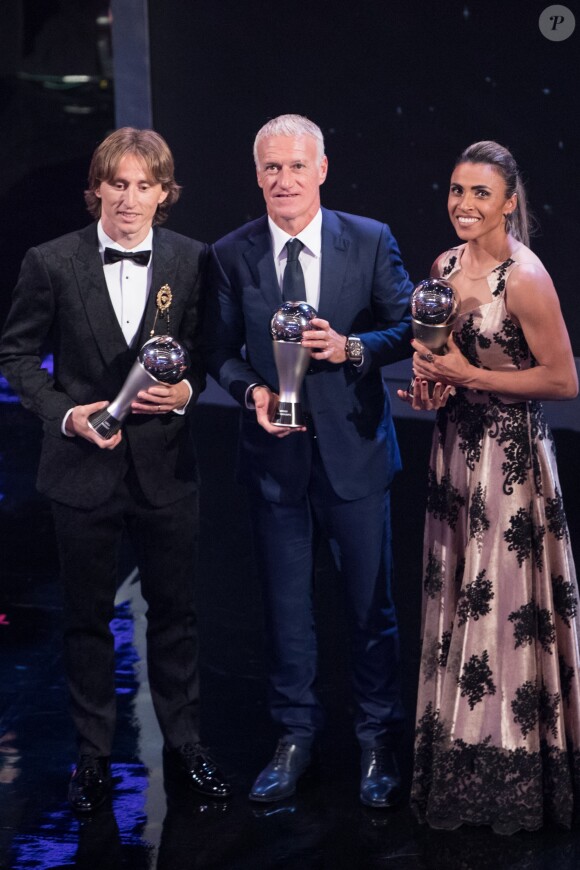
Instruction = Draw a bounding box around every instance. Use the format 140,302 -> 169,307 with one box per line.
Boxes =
270,302 -> 318,343
411,277 -> 459,326
139,335 -> 190,383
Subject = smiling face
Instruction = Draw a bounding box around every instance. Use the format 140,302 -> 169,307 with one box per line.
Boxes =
448,162 -> 517,246
95,152 -> 168,247
256,134 -> 328,234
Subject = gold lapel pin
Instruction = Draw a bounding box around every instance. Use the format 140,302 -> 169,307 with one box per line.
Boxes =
150,284 -> 172,336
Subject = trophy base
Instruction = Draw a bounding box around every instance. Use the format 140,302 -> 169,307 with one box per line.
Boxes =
87,408 -> 123,439
273,402 -> 306,428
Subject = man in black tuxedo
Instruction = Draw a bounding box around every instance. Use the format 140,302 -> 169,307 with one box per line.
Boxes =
204,114 -> 413,807
0,128 -> 231,811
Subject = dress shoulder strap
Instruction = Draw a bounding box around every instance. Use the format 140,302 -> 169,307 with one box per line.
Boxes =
488,257 -> 518,298
440,246 -> 463,279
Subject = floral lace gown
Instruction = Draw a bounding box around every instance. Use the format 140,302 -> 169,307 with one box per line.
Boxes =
411,246 -> 580,835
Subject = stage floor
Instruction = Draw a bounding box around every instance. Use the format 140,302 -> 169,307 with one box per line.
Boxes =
1,401 -> 580,869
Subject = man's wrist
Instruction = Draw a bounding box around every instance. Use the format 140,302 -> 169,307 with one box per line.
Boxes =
173,380 -> 193,415
245,383 -> 269,409
62,407 -> 76,437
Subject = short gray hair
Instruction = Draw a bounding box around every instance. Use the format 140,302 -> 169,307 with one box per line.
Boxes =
253,114 -> 325,166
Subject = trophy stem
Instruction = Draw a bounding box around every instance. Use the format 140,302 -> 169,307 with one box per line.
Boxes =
272,340 -> 310,428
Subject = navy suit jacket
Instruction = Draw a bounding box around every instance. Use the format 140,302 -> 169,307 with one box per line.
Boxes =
0,223 -> 206,510
204,208 -> 413,504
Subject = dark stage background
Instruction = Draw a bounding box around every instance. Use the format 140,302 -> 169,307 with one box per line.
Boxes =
148,0 -> 580,354
0,0 -> 579,357
0,3 -> 579,866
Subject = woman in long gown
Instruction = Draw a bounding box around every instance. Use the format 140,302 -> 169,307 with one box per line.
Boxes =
402,141 -> 579,834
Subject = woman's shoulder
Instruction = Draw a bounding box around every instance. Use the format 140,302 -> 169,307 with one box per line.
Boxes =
508,243 -> 550,283
432,244 -> 465,278
504,244 -> 557,311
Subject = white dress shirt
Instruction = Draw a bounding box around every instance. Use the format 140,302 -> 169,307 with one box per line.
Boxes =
245,211 -> 323,408
268,209 -> 322,311
98,222 -> 153,346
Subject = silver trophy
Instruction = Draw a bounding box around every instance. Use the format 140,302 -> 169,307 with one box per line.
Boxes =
408,277 -> 459,397
270,301 -> 317,427
88,335 -> 190,439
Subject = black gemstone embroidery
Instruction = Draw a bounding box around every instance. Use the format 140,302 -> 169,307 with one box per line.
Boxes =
445,396 -> 487,470
511,680 -> 560,740
552,575 -> 578,627
426,468 -> 466,531
491,258 -> 515,297
457,570 -> 494,626
440,374 -> 550,499
539,684 -> 560,739
493,317 -> 530,368
546,488 -> 570,544
424,548 -> 444,599
441,255 -> 457,278
508,601 -> 556,653
512,680 -> 539,737
508,602 -> 535,648
438,629 -> 452,668
456,315 -> 492,368
559,655 -> 574,705
458,649 -> 496,710
468,482 -> 490,548
504,504 -> 545,569
537,607 -> 557,653
412,723 -> 580,831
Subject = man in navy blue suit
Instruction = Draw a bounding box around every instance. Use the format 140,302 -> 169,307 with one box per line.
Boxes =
204,114 -> 413,807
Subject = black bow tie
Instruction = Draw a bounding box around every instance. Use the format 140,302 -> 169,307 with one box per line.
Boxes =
104,247 -> 151,266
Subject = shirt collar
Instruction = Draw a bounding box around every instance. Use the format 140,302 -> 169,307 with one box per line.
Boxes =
97,221 -> 154,254
268,210 -> 322,261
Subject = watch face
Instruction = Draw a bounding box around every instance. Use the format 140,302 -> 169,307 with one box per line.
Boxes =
347,337 -> 363,360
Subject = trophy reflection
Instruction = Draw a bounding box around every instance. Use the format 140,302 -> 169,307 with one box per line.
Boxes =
88,335 -> 190,439
408,277 -> 459,397
270,302 -> 317,427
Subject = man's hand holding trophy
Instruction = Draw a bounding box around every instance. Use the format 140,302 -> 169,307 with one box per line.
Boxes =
87,335 -> 190,440
269,301 -> 318,429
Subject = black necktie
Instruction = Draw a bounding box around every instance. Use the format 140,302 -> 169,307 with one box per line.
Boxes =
104,247 -> 151,266
282,239 -> 306,302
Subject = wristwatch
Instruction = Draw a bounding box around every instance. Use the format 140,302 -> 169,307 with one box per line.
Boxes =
345,335 -> 364,367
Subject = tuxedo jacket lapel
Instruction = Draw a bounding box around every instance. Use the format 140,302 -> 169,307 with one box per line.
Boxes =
72,224 -> 128,369
137,228 -> 172,346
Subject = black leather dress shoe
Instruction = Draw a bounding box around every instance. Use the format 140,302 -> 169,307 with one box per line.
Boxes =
360,748 -> 402,809
68,755 -> 111,813
249,740 -> 311,803
163,743 -> 232,799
